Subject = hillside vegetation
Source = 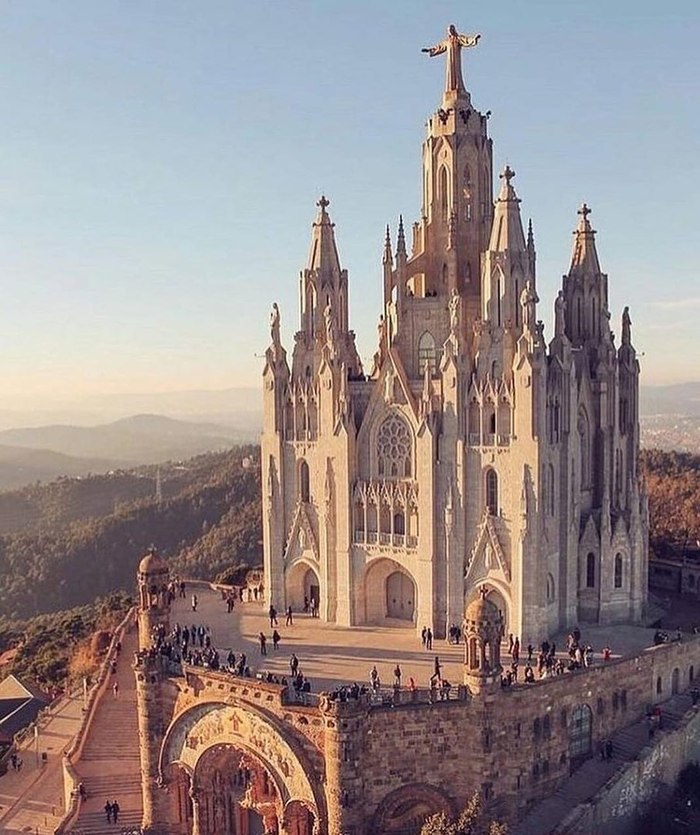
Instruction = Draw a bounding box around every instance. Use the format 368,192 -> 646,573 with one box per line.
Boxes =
641,448 -> 700,555
0,447 -> 261,620
0,592 -> 132,689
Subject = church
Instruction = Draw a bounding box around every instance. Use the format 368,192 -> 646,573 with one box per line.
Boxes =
261,24 -> 648,644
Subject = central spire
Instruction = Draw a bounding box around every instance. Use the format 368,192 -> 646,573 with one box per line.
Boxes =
422,24 -> 481,101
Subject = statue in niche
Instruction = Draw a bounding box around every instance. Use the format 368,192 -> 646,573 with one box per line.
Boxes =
520,280 -> 539,333
384,364 -> 395,405
554,290 -> 566,338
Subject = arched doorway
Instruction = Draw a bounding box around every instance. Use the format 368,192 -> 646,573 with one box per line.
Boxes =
672,667 -> 680,695
195,745 -> 274,835
284,800 -> 316,835
364,559 -> 417,626
373,783 -> 454,835
386,571 -> 415,621
569,704 -> 593,769
286,562 -> 320,613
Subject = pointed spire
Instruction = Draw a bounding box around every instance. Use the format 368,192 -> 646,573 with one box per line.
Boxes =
569,203 -> 601,275
307,195 -> 342,275
383,225 -> 393,265
487,165 -> 526,252
396,215 -> 407,258
527,218 -> 535,252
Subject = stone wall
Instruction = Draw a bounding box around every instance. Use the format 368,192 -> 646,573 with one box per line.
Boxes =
556,700 -> 700,835
146,637 -> 700,834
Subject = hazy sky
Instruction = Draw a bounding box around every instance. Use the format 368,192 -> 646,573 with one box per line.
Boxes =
0,1 -> 698,405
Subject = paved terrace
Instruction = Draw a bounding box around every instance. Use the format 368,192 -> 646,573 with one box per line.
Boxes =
175,584 -> 662,694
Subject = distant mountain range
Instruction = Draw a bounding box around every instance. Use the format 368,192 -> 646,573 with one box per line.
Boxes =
640,382 -> 700,417
0,414 -> 258,491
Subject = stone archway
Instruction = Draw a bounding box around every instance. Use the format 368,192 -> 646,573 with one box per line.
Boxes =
286,561 -> 320,613
364,558 -> 417,626
160,702 -> 325,835
196,744 -> 272,835
372,782 -> 455,835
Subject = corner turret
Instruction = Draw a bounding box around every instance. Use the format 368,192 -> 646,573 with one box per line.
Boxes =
137,546 -> 170,652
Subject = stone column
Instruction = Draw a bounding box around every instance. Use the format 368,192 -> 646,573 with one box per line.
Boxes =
320,695 -> 367,835
134,656 -> 171,832
189,786 -> 203,835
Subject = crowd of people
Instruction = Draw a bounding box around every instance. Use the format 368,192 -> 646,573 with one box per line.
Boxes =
500,629 -> 612,688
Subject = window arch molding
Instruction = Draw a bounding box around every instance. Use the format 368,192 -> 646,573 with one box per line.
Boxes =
375,412 -> 414,479
417,331 -> 438,376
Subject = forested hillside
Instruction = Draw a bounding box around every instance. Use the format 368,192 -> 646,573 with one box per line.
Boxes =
640,448 -> 700,555
0,447 -> 261,619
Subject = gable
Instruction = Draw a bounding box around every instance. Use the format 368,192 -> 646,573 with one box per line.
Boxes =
284,503 -> 319,566
465,513 -> 511,584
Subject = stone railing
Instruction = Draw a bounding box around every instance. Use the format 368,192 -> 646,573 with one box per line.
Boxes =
53,605 -> 136,835
353,530 -> 418,549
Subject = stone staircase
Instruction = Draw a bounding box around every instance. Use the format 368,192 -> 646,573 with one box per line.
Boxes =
71,624 -> 143,834
515,691 -> 694,835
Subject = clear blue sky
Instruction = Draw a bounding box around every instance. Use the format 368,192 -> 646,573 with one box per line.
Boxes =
0,1 -> 697,404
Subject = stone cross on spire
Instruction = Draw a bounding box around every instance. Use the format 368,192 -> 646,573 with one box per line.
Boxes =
500,165 -> 516,185
578,203 -> 592,220
422,24 -> 481,97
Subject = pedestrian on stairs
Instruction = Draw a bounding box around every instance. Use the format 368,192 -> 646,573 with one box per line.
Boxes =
104,801 -> 112,823
112,680 -> 119,698
112,800 -> 120,823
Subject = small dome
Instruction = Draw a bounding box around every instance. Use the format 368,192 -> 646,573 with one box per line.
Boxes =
465,592 -> 500,624
139,548 -> 167,575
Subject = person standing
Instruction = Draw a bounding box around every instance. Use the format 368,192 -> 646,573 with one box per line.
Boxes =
269,605 -> 278,628
421,626 -> 427,648
426,627 -> 433,650
272,629 -> 281,650
259,633 -> 267,656
191,593 -> 198,612
104,801 -> 112,824
112,800 -> 120,824
290,653 -> 299,676
286,606 -> 293,626
393,664 -> 402,687
112,680 -> 119,698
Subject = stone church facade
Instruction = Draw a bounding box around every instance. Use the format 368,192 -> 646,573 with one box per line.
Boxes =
261,26 -> 648,643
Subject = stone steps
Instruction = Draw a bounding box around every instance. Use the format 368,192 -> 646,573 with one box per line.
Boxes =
73,807 -> 143,834
515,690 -> 697,834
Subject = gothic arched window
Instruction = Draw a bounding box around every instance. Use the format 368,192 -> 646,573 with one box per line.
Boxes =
417,331 -> 437,376
586,552 -> 596,589
614,553 -> 623,589
299,459 -> 310,503
578,411 -> 591,490
439,166 -> 449,221
377,414 -> 413,478
463,164 -> 472,221
485,468 -> 498,515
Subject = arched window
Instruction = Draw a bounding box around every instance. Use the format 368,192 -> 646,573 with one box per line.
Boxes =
569,704 -> 592,759
586,553 -> 596,589
543,715 -> 551,739
614,553 -> 623,589
417,331 -> 437,376
299,460 -> 310,502
546,573 -> 555,603
463,164 -> 472,221
377,414 -> 413,478
690,665 -> 695,683
485,469 -> 498,515
656,676 -> 662,696
439,166 -> 449,221
578,411 -> 590,489
533,718 -> 541,741
548,464 -> 555,515
393,511 -> 405,535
